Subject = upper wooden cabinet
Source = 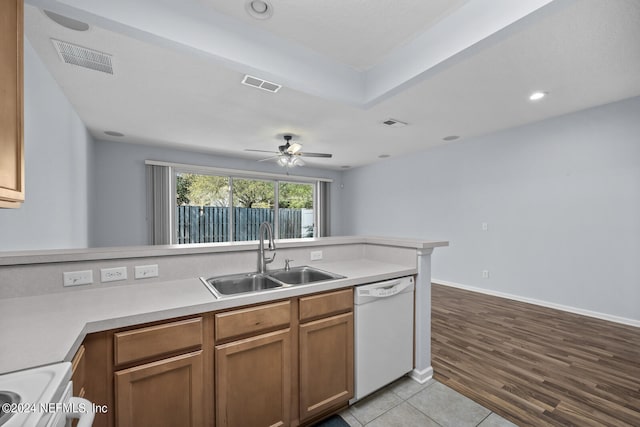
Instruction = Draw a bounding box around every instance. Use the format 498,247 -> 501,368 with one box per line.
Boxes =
0,0 -> 24,208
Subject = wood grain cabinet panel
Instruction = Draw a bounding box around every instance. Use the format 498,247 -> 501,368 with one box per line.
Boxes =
299,312 -> 354,421
299,289 -> 353,322
215,300 -> 290,342
71,345 -> 86,398
0,0 -> 24,208
114,317 -> 203,365
114,351 -> 204,427
215,329 -> 291,427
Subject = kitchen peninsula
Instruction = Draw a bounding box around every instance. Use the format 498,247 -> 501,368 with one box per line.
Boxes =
0,236 -> 447,426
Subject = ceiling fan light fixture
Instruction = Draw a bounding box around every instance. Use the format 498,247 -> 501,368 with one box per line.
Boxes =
277,156 -> 289,167
288,142 -> 302,154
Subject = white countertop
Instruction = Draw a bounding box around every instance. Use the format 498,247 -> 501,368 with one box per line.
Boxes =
0,259 -> 416,374
0,236 -> 448,266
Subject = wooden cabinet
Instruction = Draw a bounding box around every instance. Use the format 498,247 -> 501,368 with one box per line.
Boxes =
113,317 -> 203,365
113,318 -> 205,427
298,290 -> 354,422
71,345 -> 87,398
0,0 -> 24,208
79,287 -> 356,427
215,329 -> 291,427
214,301 -> 292,427
115,351 -> 204,427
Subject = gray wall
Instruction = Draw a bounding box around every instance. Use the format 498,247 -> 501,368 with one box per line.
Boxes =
340,96 -> 640,321
91,141 -> 343,247
0,39 -> 92,251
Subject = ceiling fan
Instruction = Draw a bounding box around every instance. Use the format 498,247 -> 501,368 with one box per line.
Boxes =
246,135 -> 333,168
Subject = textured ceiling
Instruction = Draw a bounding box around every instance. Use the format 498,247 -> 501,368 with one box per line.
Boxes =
22,0 -> 640,170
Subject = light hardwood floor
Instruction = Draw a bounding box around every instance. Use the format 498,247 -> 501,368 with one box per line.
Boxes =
431,284 -> 640,426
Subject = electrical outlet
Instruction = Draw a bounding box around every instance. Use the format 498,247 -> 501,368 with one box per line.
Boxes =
101,267 -> 127,283
482,270 -> 490,279
63,270 -> 93,287
135,264 -> 159,279
482,222 -> 488,231
310,250 -> 323,261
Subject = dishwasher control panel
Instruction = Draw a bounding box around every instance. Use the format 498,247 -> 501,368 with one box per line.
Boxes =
354,276 -> 414,302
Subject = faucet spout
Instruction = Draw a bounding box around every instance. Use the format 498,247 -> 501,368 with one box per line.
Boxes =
258,222 -> 276,273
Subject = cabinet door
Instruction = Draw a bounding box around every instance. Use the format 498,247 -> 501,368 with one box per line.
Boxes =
215,329 -> 291,427
299,312 -> 354,421
115,351 -> 204,427
0,0 -> 24,208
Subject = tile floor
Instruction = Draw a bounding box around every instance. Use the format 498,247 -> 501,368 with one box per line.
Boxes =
339,377 -> 517,427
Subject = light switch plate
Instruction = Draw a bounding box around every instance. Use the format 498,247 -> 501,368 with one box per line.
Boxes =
310,250 -> 323,261
63,270 -> 93,287
135,264 -> 159,279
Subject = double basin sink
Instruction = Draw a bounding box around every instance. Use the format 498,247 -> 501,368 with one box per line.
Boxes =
201,266 -> 345,298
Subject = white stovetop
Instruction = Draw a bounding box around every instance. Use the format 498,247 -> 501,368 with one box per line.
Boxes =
0,362 -> 71,427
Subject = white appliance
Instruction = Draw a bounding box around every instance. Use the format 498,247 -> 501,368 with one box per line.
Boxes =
0,362 -> 94,427
352,276 -> 415,402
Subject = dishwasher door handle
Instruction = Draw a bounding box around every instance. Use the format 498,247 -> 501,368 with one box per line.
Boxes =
361,280 -> 411,298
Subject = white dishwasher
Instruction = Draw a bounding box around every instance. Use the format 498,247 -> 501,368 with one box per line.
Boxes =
352,276 -> 415,402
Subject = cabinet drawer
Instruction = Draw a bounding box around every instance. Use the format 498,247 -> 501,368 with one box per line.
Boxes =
299,288 -> 353,323
215,301 -> 290,342
114,317 -> 203,365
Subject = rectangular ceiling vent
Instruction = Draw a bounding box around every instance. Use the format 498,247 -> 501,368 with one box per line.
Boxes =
382,118 -> 408,128
51,39 -> 114,75
241,74 -> 281,93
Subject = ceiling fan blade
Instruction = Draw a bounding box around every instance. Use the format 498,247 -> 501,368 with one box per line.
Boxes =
245,149 -> 279,154
299,152 -> 333,158
257,155 -> 280,162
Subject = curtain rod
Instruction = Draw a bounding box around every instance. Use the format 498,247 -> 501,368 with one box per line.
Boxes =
145,160 -> 334,183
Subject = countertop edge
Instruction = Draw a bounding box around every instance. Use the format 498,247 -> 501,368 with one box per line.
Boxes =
0,236 -> 449,266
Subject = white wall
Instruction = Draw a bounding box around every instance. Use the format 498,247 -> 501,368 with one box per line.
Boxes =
0,39 -> 92,251
340,97 -> 640,322
91,140 -> 343,247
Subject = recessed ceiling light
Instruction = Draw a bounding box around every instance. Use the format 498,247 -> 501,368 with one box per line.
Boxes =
378,154 -> 390,159
529,91 -> 547,101
245,0 -> 273,20
104,131 -> 124,137
443,135 -> 460,141
43,10 -> 90,31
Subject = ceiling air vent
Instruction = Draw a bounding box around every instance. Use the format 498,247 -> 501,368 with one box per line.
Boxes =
241,74 -> 281,93
382,118 -> 408,128
51,39 -> 113,74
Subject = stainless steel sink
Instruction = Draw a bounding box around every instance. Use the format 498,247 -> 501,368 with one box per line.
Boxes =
0,390 -> 20,425
201,266 -> 345,298
202,273 -> 282,298
267,266 -> 345,285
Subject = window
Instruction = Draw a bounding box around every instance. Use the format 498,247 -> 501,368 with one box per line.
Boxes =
156,164 -> 326,245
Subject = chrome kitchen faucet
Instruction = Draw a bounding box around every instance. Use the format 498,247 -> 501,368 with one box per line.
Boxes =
257,221 -> 276,273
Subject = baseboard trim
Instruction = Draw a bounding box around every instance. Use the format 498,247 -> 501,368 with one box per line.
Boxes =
432,279 -> 640,328
409,367 -> 433,384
